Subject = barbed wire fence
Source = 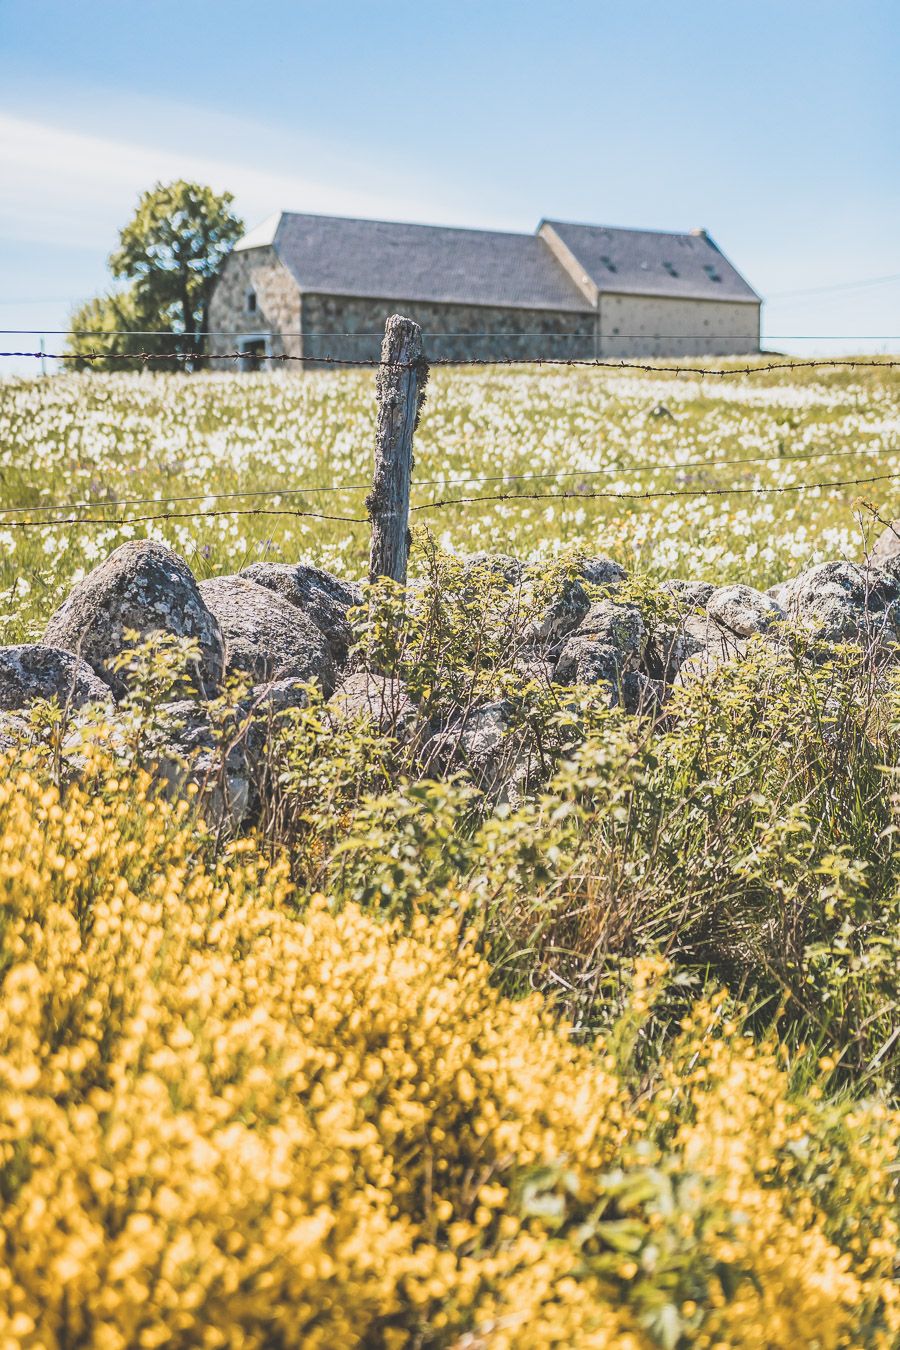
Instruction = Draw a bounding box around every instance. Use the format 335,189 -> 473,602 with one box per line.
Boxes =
3,347 -> 900,377
1,471 -> 898,537
1,317 -> 898,574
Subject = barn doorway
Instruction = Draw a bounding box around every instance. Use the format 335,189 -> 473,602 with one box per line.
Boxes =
237,336 -> 270,372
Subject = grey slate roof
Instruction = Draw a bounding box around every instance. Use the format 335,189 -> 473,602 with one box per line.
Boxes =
542,220 -> 760,304
233,211 -> 760,310
268,213 -> 594,312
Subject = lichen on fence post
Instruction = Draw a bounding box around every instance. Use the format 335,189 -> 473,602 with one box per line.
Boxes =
367,314 -> 428,585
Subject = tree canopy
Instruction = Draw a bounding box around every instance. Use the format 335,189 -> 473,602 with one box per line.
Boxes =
68,181 -> 244,370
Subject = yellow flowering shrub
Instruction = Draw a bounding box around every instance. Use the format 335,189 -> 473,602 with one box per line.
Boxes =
0,758 -> 896,1348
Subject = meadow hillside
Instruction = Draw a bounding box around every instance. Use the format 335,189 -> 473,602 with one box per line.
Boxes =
0,363 -> 898,1348
0,362 -> 898,636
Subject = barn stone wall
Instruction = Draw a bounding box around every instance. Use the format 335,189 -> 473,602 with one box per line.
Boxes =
208,247 -> 302,368
598,295 -> 760,358
208,250 -> 760,369
300,295 -> 595,365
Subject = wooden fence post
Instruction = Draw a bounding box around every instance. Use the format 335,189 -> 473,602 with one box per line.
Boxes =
367,314 -> 428,585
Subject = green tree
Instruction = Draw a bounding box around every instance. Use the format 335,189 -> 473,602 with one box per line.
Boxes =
67,180 -> 244,369
67,290 -> 179,371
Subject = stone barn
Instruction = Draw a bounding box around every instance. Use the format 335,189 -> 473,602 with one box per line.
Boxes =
208,211 -> 761,368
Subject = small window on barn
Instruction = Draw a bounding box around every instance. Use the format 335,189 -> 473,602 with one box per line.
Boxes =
703,264 -> 722,284
663,261 -> 679,277
245,288 -> 258,313
599,254 -> 618,273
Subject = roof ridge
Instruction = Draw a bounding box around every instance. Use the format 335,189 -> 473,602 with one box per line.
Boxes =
277,209 -> 535,243
541,218 -> 710,241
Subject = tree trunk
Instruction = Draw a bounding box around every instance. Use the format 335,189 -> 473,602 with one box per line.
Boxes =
181,284 -> 195,369
197,290 -> 211,369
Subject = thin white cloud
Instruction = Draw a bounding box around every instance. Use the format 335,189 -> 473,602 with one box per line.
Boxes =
0,111 -> 478,251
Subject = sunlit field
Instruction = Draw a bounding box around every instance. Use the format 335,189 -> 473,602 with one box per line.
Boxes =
1,361 -> 900,1348
1,360 -> 898,641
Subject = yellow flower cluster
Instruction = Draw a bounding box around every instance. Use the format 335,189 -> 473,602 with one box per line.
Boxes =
0,760 -> 896,1348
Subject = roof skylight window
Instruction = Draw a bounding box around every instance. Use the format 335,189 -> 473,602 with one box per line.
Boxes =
599,254 -> 618,272
663,261 -> 679,277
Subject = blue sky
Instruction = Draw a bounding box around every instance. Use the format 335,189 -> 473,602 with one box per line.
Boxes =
1,0 -> 898,373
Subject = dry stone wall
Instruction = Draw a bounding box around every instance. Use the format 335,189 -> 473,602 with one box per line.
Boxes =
3,523 -> 900,827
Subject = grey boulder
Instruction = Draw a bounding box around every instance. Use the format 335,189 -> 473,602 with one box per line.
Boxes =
576,555 -> 627,589
199,576 -> 336,693
240,562 -> 362,664
0,645 -> 112,712
328,672 -> 421,742
553,637 -> 624,689
152,699 -> 263,831
662,580 -> 716,612
245,678 -> 312,719
578,600 -> 646,666
870,522 -> 900,567
674,643 -> 747,687
422,700 -> 532,800
0,711 -> 32,751
527,578 -> 592,645
461,553 -> 524,588
706,584 -> 785,639
643,623 -> 690,684
553,601 -> 645,691
44,540 -> 224,698
778,562 -> 900,644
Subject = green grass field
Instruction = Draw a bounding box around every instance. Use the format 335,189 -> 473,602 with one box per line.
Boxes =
1,361 -> 898,641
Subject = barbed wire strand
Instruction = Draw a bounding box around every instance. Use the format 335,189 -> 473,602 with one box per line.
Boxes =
5,328 -> 900,340
3,469 -> 898,533
0,505 -> 369,530
1,441 -> 896,520
4,349 -> 900,377
410,468 -> 900,514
